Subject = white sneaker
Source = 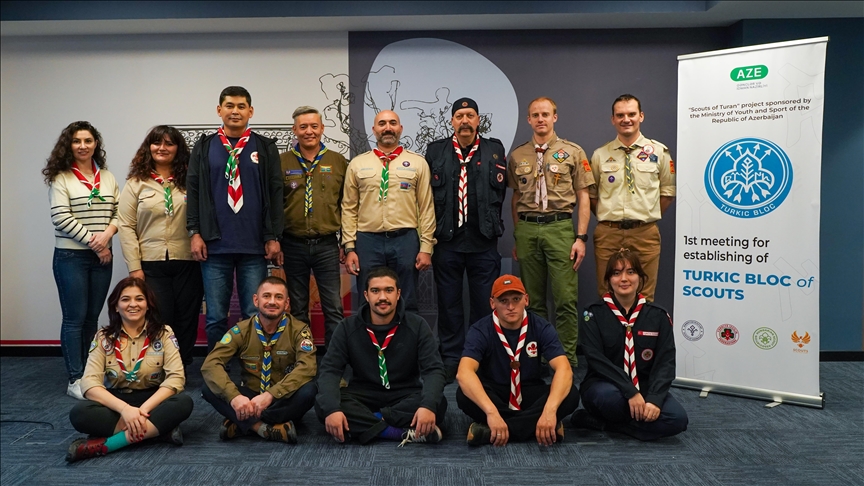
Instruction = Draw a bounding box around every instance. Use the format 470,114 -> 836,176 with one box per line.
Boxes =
67,379 -> 85,400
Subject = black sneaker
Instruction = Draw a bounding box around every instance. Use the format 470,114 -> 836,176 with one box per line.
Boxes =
570,409 -> 606,431
66,437 -> 108,462
160,426 -> 184,446
398,425 -> 442,447
219,419 -> 241,440
466,422 -> 491,446
262,421 -> 298,444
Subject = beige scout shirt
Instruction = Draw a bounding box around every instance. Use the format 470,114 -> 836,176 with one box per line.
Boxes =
118,178 -> 193,273
507,134 -> 595,215
81,325 -> 185,395
589,133 -> 676,223
201,314 -> 316,401
341,149 -> 437,253
280,149 -> 348,238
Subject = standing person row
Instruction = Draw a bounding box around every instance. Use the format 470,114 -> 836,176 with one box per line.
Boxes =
44,121 -> 119,400
118,126 -> 204,367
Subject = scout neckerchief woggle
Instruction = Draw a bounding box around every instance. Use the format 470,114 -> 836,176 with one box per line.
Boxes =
619,145 -> 638,194
291,142 -> 328,217
150,171 -> 175,217
533,143 -> 548,210
603,292 -> 646,390
71,159 -> 106,208
372,146 -> 404,202
453,134 -> 479,227
491,310 -> 528,410
114,330 -> 150,382
218,126 -> 251,213
254,314 -> 287,394
366,325 -> 399,389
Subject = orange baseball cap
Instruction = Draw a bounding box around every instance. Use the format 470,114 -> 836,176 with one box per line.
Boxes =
491,275 -> 527,298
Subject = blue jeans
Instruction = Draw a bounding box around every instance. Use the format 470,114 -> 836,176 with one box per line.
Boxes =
281,234 -> 343,347
53,248 -> 113,381
355,230 -> 420,313
200,254 -> 268,351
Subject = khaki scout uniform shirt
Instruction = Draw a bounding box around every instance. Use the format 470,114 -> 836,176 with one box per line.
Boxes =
118,178 -> 193,273
589,133 -> 676,223
341,149 -> 437,254
201,314 -> 316,401
81,325 -> 185,395
507,134 -> 595,215
280,149 -> 348,238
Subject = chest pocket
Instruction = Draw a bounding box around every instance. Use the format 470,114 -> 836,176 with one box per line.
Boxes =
490,163 -> 507,191
394,168 -> 417,191
635,163 -> 659,189
137,189 -> 161,214
514,164 -> 534,190
548,163 -> 573,187
284,174 -> 304,194
356,169 -> 379,192
430,166 -> 447,208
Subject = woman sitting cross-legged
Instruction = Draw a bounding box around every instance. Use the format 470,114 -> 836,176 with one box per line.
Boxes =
66,277 -> 193,462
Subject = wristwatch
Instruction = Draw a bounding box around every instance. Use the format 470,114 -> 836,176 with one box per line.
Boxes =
575,234 -> 588,242
344,247 -> 355,254
188,229 -> 199,238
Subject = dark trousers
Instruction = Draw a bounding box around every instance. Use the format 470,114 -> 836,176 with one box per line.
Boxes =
431,246 -> 501,368
69,388 -> 193,437
141,260 -> 204,366
315,385 -> 448,444
281,234 -> 344,347
456,382 -> 580,442
201,381 -> 317,434
355,230 -> 420,313
580,380 -> 688,441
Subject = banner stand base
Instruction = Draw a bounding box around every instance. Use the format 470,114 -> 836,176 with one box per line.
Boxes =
674,377 -> 824,409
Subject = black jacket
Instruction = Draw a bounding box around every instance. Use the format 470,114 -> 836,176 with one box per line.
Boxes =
186,131 -> 284,243
580,299 -> 676,407
316,300 -> 446,417
426,137 -> 507,242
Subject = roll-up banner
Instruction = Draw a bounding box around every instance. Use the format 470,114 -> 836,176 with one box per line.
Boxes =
673,38 -> 827,408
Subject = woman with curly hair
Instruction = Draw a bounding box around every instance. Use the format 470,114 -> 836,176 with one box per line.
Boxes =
44,121 -> 119,400
118,126 -> 204,367
66,277 -> 193,462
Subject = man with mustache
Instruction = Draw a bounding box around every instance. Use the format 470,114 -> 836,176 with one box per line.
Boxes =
507,97 -> 594,369
201,276 -> 317,444
341,110 -> 436,313
589,94 -> 676,301
316,266 -> 447,446
280,106 -> 348,347
424,98 -> 508,383
187,86 -> 285,351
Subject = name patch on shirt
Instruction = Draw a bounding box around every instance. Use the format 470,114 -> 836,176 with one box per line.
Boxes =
275,350 -> 289,355
638,331 -> 659,337
286,169 -> 303,176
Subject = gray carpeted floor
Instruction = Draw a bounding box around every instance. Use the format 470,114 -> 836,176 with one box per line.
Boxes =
1,357 -> 862,486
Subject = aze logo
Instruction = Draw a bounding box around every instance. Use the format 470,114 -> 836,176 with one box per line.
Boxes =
730,65 -> 769,81
704,138 -> 793,219
791,331 -> 811,354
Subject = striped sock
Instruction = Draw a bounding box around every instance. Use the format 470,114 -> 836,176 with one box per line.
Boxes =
104,431 -> 131,452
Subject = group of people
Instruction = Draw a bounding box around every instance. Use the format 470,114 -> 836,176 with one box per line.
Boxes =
45,85 -> 686,462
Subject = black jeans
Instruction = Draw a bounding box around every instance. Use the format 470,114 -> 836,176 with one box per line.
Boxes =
201,381 -> 317,434
69,388 -> 194,437
141,259 -> 204,365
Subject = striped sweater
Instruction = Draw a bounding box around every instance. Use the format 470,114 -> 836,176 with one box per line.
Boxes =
49,169 -> 120,250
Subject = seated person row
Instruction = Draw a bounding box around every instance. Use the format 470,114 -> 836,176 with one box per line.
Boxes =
66,277 -> 193,462
574,249 -> 688,441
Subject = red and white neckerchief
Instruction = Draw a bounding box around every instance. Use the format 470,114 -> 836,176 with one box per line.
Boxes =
149,171 -> 175,217
603,292 -> 646,390
372,146 -> 404,202
70,159 -> 105,208
113,331 -> 150,382
366,325 -> 399,389
492,310 -> 528,410
453,134 -> 479,227
217,126 -> 252,213
533,143 -> 548,210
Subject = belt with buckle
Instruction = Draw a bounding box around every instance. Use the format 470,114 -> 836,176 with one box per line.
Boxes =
284,233 -> 337,245
380,228 -> 412,238
518,212 -> 572,224
600,220 -> 652,230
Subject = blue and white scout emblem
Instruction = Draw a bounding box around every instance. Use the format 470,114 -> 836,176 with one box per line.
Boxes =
649,154 -> 658,162
152,339 -> 162,352
608,176 -> 616,183
402,161 -> 410,167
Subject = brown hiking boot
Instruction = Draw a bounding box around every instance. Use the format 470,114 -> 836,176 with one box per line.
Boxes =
65,437 -> 108,462
219,419 -> 241,441
466,422 -> 491,446
262,421 -> 298,444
